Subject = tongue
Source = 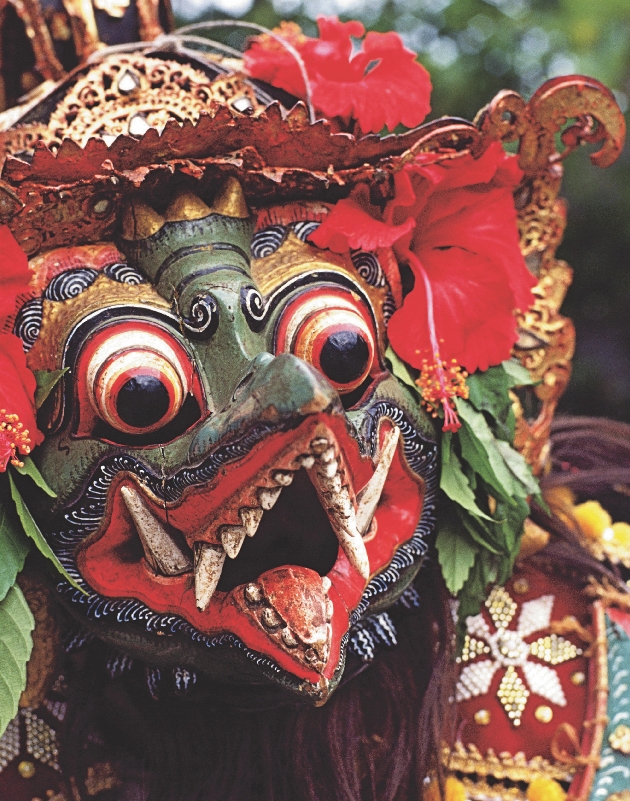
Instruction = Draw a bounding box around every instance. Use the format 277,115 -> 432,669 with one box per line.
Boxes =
234,566 -> 333,673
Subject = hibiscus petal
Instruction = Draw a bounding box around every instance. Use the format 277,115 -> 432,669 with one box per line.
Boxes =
244,17 -> 431,134
0,333 -> 43,458
415,188 -> 536,312
0,225 -> 31,319
310,189 -> 415,253
388,248 -> 521,373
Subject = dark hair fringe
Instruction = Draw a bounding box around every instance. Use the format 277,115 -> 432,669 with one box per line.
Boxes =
59,415 -> 630,800
529,415 -> 630,590
59,561 -> 455,801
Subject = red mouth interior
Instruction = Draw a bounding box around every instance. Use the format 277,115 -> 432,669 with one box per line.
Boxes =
77,414 -> 425,683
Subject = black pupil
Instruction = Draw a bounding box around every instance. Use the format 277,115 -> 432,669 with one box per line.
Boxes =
319,331 -> 369,384
116,375 -> 170,428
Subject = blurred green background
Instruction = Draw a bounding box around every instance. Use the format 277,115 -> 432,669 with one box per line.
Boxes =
174,0 -> 630,423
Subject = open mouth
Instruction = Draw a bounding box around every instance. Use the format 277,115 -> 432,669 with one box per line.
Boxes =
63,411 -> 427,686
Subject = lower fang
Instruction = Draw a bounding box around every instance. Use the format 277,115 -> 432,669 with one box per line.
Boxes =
194,543 -> 226,611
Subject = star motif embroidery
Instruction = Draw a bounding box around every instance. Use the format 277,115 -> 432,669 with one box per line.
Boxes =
456,586 -> 583,726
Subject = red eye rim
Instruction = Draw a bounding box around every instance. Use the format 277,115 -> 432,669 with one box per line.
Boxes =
75,321 -> 204,438
275,288 -> 378,392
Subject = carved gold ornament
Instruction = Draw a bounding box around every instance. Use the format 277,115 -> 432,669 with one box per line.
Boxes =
30,54 -> 261,150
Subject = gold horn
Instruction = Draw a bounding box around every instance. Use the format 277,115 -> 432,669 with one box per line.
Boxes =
164,190 -> 213,222
209,176 -> 249,219
121,198 -> 165,240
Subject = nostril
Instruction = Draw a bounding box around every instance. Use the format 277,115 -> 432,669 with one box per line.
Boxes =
233,371 -> 255,401
232,352 -> 275,402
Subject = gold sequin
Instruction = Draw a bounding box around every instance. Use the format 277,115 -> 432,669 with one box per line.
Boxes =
534,705 -> 553,723
458,634 -> 491,663
571,671 -> 586,686
609,724 -> 630,754
512,577 -> 530,595
474,709 -> 491,725
497,665 -> 529,726
18,760 -> 35,778
486,586 -> 517,628
529,633 -> 581,665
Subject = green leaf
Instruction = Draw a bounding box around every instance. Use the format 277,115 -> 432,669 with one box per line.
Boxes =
502,358 -> 534,388
466,364 -> 511,419
0,584 -> 34,737
385,346 -> 421,399
455,398 -> 522,502
436,506 -> 479,594
440,432 -> 493,521
8,474 -> 86,594
495,440 -> 541,498
456,414 -> 514,504
34,368 -> 68,410
465,364 -> 514,441
13,457 -> 56,498
457,506 -> 501,555
0,502 -> 29,604
455,550 -> 500,647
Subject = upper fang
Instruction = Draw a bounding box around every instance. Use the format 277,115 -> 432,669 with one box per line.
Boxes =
120,485 -> 192,576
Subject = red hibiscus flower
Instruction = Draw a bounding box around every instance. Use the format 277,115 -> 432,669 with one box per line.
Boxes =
244,16 -> 432,134
0,333 -> 42,470
311,142 -> 536,430
0,225 -> 43,469
0,223 -> 31,318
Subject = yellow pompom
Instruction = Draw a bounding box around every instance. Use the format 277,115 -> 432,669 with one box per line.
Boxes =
573,500 -> 612,541
424,777 -> 467,801
526,777 -> 566,801
611,522 -> 630,549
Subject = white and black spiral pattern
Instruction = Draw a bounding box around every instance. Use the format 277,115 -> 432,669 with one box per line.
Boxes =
251,225 -> 287,259
382,290 -> 397,323
103,262 -> 145,285
292,220 -> 320,242
240,286 -> 266,332
182,293 -> 219,338
351,251 -> 386,288
44,268 -> 98,301
13,297 -> 43,351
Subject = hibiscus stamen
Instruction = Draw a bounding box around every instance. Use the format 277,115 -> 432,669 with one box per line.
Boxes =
0,408 -> 31,471
405,250 -> 469,432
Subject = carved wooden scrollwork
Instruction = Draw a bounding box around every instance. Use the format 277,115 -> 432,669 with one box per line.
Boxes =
476,76 -> 626,474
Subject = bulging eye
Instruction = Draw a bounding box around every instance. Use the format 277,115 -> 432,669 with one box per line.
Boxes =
276,290 -> 377,392
84,327 -> 193,435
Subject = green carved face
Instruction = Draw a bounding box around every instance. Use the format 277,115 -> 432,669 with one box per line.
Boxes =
19,179 -> 437,705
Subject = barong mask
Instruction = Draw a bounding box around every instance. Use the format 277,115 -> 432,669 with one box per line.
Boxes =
0,20 -> 624,709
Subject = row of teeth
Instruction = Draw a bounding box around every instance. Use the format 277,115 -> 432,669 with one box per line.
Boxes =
120,427 -> 400,612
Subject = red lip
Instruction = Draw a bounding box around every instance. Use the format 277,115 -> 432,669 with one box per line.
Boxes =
77,413 -> 425,685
